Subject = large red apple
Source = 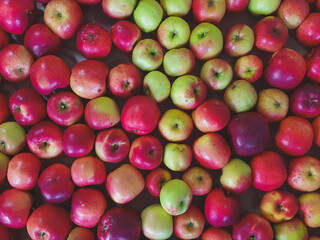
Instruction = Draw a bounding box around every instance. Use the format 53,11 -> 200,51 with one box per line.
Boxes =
277,0 -> 309,29
296,13 -> 320,47
182,166 -> 213,196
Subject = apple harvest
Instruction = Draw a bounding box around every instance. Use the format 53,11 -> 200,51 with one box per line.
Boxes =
0,0 -> 319,239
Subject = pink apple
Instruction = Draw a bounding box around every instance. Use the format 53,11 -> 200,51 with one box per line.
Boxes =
296,13 -> 320,47
201,227 -> 232,240
145,168 -> 172,197
182,166 -> 213,196
226,0 -> 249,12
67,227 -> 95,240
0,94 -> 9,124
305,46 -> 320,83
234,54 -> 263,83
192,0 -> 226,24
102,0 -> 137,19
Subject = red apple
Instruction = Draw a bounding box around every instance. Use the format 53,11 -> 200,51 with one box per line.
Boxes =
201,227 -> 232,240
226,0 -> 249,12
145,168 -> 172,197
182,166 -> 213,196
192,0 -> 226,24
277,0 -> 309,29
67,227 -> 95,240
0,93 -> 9,124
234,54 -> 263,83
0,27 -> 9,51
296,13 -> 320,47
305,46 -> 320,83
313,116 -> 320,147
102,0 -> 137,20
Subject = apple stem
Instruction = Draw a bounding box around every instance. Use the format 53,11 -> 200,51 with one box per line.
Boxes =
112,143 -> 119,150
249,235 -> 256,240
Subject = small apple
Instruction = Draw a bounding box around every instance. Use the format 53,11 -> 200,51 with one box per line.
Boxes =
182,166 -> 213,196
192,0 -> 226,24
248,0 -> 281,15
143,71 -> 171,102
201,227 -> 232,240
234,55 -> 263,83
273,218 -> 308,240
298,192 -> 320,228
163,48 -> 195,77
160,0 -> 192,16
145,168 -> 172,197
163,143 -> 192,172
0,121 -> 26,156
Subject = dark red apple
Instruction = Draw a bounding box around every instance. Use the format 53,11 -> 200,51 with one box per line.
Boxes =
0,93 -> 9,124
305,46 -> 320,83
296,13 -> 320,47
145,168 -> 172,197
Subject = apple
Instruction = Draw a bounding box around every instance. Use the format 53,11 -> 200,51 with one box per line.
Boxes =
76,23 -> 112,59
273,218 -> 308,240
133,0 -> 163,33
192,0 -> 226,24
163,143 -> 192,171
24,23 -> 61,58
296,13 -> 320,47
0,27 -> 9,51
260,190 -> 299,223
132,38 -> 164,72
305,46 -> 320,83
189,22 -> 223,61
145,168 -> 172,197
27,203 -> 72,240
234,54 -> 263,83
44,0 -> 84,39
0,121 -> 26,156
143,71 -> 171,102
256,88 -> 289,122
67,227 -> 95,240
102,0 -> 137,19
0,94 -> 9,124
182,166 -> 213,196
70,60 -> 109,99
298,192 -> 320,228
30,55 -> 70,96
224,80 -> 257,113
110,20 -> 141,52
85,96 -> 120,130
160,179 -> 193,216
254,16 -> 289,52
47,91 -> 84,127
38,163 -> 75,203
174,205 -> 206,239
200,58 -> 233,91
157,16 -> 190,50
141,204 -> 173,240
205,188 -> 241,227
287,156 -> 320,192
163,48 -> 195,77
313,116 -> 320,147
108,63 -> 142,98
201,227 -> 232,240
248,0 -> 281,15
71,155 -> 106,186
171,75 -> 208,110
0,152 -> 9,185
158,108 -> 193,142
0,44 -> 33,82
106,164 -> 145,204
160,0 -> 192,16
226,0 -> 249,12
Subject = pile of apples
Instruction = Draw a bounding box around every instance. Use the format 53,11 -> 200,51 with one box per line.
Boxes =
0,0 -> 319,239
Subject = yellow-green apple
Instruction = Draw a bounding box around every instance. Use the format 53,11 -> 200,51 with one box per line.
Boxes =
7,152 -> 41,190
256,88 -> 289,122
30,55 -> 70,96
296,13 -> 320,47
0,44 -> 33,82
133,0 -> 163,33
146,168 -> 172,197
305,46 -> 320,83
106,164 -> 145,204
298,192 -> 320,228
201,227 -> 232,240
0,152 -> 9,184
224,24 -> 254,57
192,98 -> 230,133
193,133 -> 231,169
141,204 -> 173,240
260,190 -> 299,223
171,75 -> 207,110
44,0 -> 84,39
189,22 -> 223,61
0,27 -> 9,51
248,0 -> 281,15
160,179 -> 193,216
287,156 -> 320,192
129,135 -> 163,170
143,71 -> 171,102
226,0 -> 249,12
102,0 -> 137,19
160,0 -> 192,16
157,17 -> 190,50
192,0 -> 226,24
200,58 -> 233,91
220,158 -> 252,194
277,0 -> 309,29
264,48 -> 306,90
0,121 -> 26,155
76,23 -> 112,59
224,80 -> 257,113
71,156 -> 106,187
232,212 -> 273,240
70,188 -> 107,228
182,166 -> 213,196
163,143 -> 192,171
95,128 -> 130,163
110,20 -> 141,52
228,112 -> 270,156
205,188 -> 241,227
273,218 -> 308,240
313,116 -> 320,147
132,39 -> 164,71
234,55 -> 263,83
163,48 -> 195,77
0,94 -> 9,124
251,151 -> 287,191
85,96 -> 120,130
254,16 -> 289,52
108,63 -> 142,98
158,108 -> 193,142
121,95 -> 160,135
67,227 -> 94,240
174,205 -> 205,239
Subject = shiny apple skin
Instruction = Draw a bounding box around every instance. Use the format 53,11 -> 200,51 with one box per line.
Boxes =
305,46 -> 320,83
201,227 -> 232,240
296,13 -> 320,47
145,168 -> 172,197
0,94 -> 9,124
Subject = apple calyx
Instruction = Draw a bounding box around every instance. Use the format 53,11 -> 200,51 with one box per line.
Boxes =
249,235 -> 256,240
40,141 -> 49,151
55,12 -> 63,20
58,101 -> 68,112
35,230 -> 47,239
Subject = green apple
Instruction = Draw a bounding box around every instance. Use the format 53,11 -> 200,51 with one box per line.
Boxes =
160,179 -> 193,216
248,0 -> 281,15
160,0 -> 192,17
163,143 -> 192,171
133,0 -> 163,33
157,16 -> 190,50
274,218 -> 308,240
298,192 -> 320,228
163,48 -> 195,77
0,152 -> 9,184
224,80 -> 257,113
143,71 -> 171,102
141,204 -> 173,240
0,121 -> 26,155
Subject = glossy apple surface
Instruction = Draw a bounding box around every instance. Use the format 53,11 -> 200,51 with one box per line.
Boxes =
182,166 -> 213,196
